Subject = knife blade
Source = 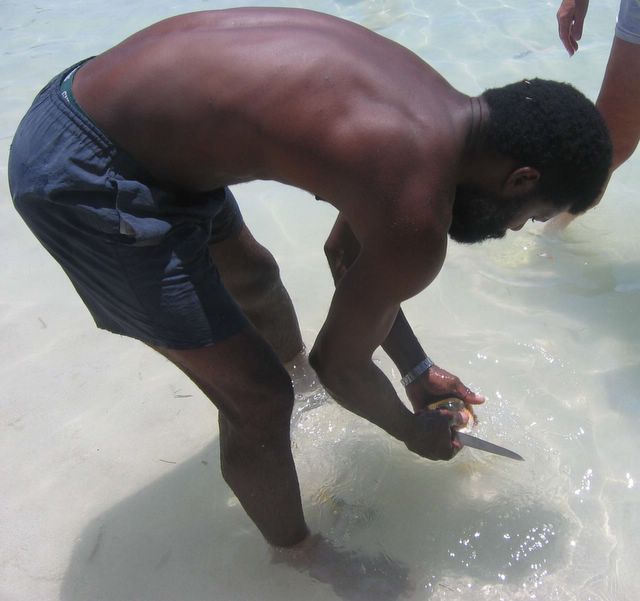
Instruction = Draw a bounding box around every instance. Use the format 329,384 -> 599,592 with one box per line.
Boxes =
456,431 -> 524,461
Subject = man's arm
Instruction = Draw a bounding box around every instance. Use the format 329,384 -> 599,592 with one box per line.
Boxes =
323,214 -> 485,413
310,216 -> 474,460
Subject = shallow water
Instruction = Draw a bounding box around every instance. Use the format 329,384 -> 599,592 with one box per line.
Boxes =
1,1 -> 639,600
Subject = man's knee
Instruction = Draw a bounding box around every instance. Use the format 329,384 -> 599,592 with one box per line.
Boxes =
153,334 -> 294,434
253,373 -> 295,429
229,367 -> 295,438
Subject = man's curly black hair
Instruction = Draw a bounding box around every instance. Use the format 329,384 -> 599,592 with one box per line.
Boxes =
482,79 -> 612,214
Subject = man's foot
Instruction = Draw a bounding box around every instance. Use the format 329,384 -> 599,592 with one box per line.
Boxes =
272,534 -> 413,601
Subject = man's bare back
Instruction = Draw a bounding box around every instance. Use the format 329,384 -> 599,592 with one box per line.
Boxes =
74,9 -> 464,216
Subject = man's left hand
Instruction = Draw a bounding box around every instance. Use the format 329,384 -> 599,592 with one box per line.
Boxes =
404,364 -> 486,414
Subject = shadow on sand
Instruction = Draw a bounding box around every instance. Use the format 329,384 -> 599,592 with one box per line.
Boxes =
59,439 -> 414,601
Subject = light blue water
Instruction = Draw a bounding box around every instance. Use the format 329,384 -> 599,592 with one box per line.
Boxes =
1,1 -> 639,600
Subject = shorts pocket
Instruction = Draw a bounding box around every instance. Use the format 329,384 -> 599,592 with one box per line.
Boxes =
113,178 -> 173,247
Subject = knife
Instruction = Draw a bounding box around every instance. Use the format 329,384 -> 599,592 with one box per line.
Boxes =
455,431 -> 524,461
427,397 -> 525,461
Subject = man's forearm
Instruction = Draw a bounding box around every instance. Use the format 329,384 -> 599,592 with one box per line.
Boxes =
382,308 -> 428,376
310,353 -> 415,443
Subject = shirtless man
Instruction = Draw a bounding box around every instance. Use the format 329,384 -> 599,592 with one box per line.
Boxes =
8,8 -> 611,547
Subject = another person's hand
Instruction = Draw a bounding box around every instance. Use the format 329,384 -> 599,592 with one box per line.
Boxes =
404,363 -> 486,414
557,0 -> 590,56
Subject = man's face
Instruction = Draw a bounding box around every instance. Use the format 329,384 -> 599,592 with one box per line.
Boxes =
449,186 -> 563,244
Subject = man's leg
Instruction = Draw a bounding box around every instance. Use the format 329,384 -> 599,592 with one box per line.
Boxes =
153,325 -> 309,547
209,224 -> 303,364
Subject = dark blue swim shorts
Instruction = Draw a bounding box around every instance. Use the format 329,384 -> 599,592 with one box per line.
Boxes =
9,60 -> 249,348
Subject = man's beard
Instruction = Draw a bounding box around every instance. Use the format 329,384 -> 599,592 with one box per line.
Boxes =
449,188 -> 523,244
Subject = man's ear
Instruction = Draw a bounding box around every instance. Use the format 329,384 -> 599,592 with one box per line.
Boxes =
503,167 -> 540,197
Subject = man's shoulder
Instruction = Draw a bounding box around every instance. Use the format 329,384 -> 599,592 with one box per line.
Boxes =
355,197 -> 450,300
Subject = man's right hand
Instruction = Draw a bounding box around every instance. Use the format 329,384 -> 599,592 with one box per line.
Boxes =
403,409 -> 462,461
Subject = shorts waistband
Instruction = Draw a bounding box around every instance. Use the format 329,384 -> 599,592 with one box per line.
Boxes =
60,66 -> 82,111
46,58 -> 117,157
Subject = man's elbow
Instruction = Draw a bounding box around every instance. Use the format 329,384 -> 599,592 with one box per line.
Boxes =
308,347 -> 351,394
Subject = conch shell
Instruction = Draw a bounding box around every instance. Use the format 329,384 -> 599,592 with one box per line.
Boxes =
427,397 -> 477,429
